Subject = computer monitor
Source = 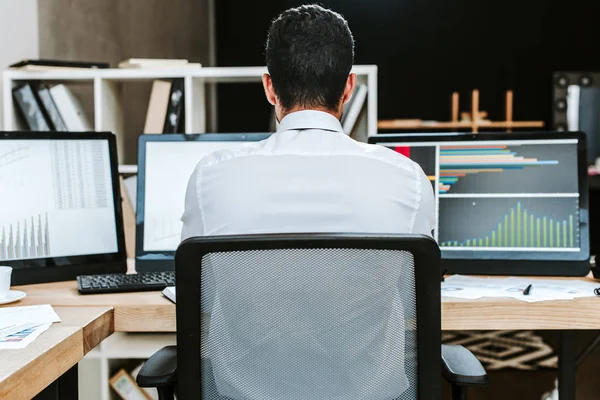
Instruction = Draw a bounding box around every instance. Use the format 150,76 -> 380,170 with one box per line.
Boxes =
136,133 -> 271,272
0,132 -> 126,284
369,131 -> 590,276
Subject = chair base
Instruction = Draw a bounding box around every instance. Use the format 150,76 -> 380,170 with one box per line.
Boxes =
452,385 -> 467,400
156,387 -> 175,400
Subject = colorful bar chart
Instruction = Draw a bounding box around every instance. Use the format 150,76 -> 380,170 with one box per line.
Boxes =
439,145 -> 558,193
440,202 -> 577,249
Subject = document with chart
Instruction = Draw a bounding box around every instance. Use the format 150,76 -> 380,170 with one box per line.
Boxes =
0,140 -> 118,261
393,139 -> 581,257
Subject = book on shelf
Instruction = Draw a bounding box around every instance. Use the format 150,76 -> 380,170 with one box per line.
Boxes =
9,59 -> 109,71
110,369 -> 152,400
48,84 -> 93,131
163,79 -> 185,133
12,83 -> 52,131
36,85 -> 68,131
144,80 -> 172,133
341,84 -> 368,137
119,58 -> 201,69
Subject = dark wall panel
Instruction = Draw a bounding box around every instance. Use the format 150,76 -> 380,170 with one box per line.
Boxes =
216,0 -> 600,132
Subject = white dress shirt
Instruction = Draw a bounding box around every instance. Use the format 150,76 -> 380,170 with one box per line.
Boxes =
181,110 -> 435,239
180,110 -> 435,399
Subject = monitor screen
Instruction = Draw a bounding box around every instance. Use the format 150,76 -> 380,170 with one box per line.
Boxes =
138,134 -> 271,254
369,132 -> 589,265
0,138 -> 119,261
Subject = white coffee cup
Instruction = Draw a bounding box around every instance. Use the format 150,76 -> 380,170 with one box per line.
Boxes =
0,266 -> 12,298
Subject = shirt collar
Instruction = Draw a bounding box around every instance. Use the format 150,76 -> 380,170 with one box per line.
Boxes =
277,110 -> 344,134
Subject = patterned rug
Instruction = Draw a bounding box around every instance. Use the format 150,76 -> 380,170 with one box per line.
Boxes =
442,331 -> 558,370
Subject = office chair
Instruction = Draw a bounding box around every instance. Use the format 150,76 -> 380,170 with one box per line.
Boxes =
137,233 -> 487,399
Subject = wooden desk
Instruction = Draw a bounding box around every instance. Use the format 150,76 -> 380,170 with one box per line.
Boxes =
442,274 -> 600,330
0,306 -> 113,400
9,277 -> 600,400
14,281 -> 175,332
442,296 -> 600,330
11,277 -> 600,332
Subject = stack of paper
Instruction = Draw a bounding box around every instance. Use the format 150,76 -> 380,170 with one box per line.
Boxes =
442,275 -> 600,302
0,305 -> 61,349
118,58 -> 202,69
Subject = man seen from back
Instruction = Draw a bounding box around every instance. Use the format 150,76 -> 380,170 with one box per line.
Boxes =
181,4 -> 434,240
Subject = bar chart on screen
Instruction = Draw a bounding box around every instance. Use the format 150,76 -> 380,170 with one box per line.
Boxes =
440,202 -> 577,249
0,213 -> 51,261
432,140 -> 581,252
438,145 -> 560,194
1,139 -> 119,260
385,139 -> 582,255
439,198 -> 580,251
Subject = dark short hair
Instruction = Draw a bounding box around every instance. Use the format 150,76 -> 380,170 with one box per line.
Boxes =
265,4 -> 355,111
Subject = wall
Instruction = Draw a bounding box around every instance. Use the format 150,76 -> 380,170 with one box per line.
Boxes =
38,0 -> 212,163
215,0 -> 600,132
0,0 -> 39,128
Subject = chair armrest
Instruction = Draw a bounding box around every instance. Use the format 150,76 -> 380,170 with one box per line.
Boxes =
136,345 -> 177,388
441,344 -> 487,386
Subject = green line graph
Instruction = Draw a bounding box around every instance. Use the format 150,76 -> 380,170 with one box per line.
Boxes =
441,201 -> 576,249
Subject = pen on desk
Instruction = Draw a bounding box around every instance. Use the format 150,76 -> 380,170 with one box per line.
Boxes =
523,284 -> 532,295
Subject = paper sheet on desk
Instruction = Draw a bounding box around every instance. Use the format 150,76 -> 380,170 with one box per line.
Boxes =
0,304 -> 61,331
0,323 -> 52,349
441,275 -> 515,300
0,305 -> 60,349
504,277 -> 598,302
442,275 -> 599,302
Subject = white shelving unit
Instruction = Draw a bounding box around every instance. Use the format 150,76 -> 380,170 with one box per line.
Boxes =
2,65 -> 378,164
1,65 -> 377,400
78,332 -> 176,400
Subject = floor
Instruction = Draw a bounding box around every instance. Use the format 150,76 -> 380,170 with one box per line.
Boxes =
442,331 -> 600,399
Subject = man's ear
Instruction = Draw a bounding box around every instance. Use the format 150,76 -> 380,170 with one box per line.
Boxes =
342,73 -> 357,105
262,74 -> 277,106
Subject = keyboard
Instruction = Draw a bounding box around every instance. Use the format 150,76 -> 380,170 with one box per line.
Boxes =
77,271 -> 175,294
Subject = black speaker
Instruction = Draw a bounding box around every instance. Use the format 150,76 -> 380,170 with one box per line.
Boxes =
553,71 -> 600,164
554,98 -> 567,111
555,74 -> 570,88
580,74 -> 593,87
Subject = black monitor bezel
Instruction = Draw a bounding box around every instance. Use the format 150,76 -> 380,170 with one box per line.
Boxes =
369,131 -> 590,276
1,131 -> 127,284
135,133 -> 272,272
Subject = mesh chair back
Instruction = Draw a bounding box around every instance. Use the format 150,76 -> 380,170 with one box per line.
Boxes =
176,234 -> 441,400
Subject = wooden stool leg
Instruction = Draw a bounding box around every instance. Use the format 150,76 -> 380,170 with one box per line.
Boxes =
472,89 -> 479,133
506,90 -> 514,133
452,92 -> 459,123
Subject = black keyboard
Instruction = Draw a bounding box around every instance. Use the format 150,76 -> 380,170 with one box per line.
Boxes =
77,271 -> 175,294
